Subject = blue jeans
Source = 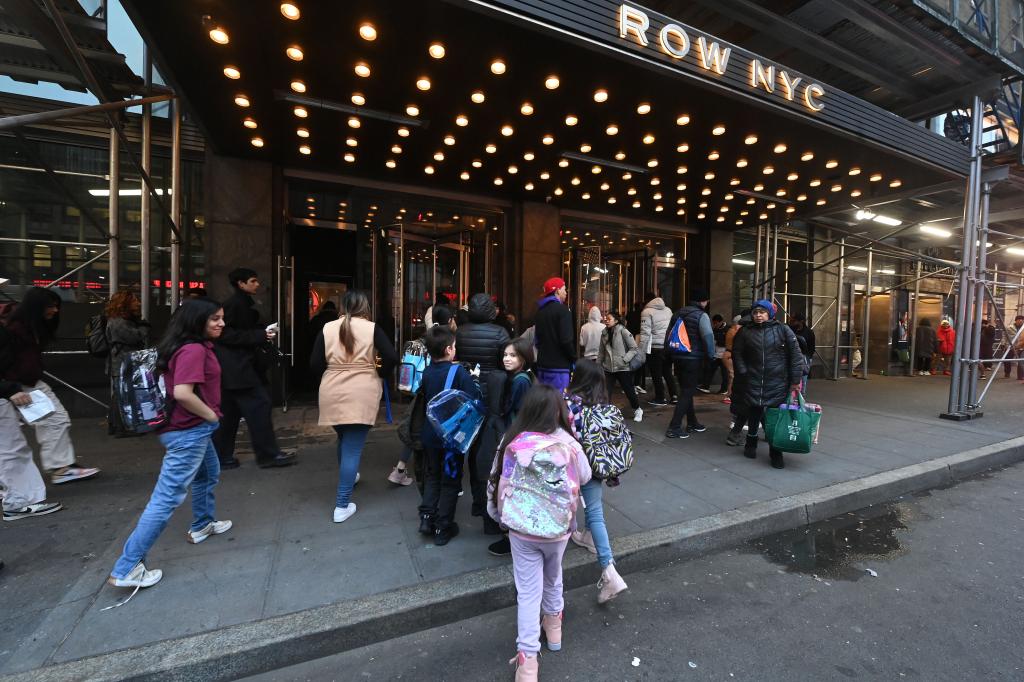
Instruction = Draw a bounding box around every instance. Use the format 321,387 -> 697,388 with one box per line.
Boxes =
580,479 -> 614,568
333,424 -> 370,508
111,421 -> 221,578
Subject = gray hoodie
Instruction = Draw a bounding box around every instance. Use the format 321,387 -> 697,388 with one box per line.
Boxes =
579,306 -> 604,360
640,297 -> 672,351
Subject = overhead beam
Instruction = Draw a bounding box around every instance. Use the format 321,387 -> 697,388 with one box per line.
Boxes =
689,0 -> 931,98
0,93 -> 174,130
830,0 -> 991,82
896,75 -> 1002,120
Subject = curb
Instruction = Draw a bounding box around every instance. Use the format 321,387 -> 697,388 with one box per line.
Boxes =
6,436 -> 1024,682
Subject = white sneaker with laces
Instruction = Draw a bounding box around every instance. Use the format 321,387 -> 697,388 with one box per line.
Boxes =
108,562 -> 163,588
3,501 -> 63,522
633,407 -> 643,423
333,503 -> 357,523
51,466 -> 99,485
187,520 -> 233,544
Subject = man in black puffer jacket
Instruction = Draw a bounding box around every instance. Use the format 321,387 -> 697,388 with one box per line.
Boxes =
455,293 -> 510,534
727,299 -> 804,469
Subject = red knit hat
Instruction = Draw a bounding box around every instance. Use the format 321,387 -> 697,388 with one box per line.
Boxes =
542,277 -> 566,296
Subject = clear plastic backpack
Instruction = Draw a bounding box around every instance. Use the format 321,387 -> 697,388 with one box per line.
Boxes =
425,365 -> 484,455
117,348 -> 169,434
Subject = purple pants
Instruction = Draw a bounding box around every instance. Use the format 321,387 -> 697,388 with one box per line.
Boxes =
510,534 -> 568,654
536,368 -> 571,394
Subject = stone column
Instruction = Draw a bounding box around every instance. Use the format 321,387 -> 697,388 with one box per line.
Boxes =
708,229 -> 733,318
514,201 -> 562,326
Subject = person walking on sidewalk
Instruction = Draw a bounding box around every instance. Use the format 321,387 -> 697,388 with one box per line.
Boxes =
980,318 -> 995,378
891,311 -> 911,374
0,287 -> 98,486
566,359 -> 629,603
699,314 -> 729,394
725,299 -> 803,469
721,314 -> 741,404
108,299 -> 232,591
664,289 -> 716,439
213,268 -> 296,470
598,311 -> 643,423
104,291 -> 150,437
915,318 -> 937,375
416,325 -> 481,545
534,277 -> 575,393
487,385 -> 590,682
1003,315 -> 1024,380
0,370 -> 62,522
639,292 -> 677,407
578,304 -> 604,361
936,319 -> 956,375
455,293 -> 510,534
311,290 -> 397,524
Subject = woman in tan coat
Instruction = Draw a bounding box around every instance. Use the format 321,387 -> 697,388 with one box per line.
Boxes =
310,291 -> 397,523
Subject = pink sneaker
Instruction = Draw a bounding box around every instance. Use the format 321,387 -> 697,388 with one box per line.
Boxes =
510,651 -> 539,681
598,564 -> 628,603
541,611 -> 562,651
570,530 -> 597,554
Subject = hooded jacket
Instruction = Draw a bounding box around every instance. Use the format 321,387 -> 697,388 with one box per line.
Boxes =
486,427 -> 591,542
578,306 -> 604,360
455,293 -> 509,373
600,322 -> 640,372
937,322 -> 956,355
534,294 -> 575,370
914,320 -> 937,357
639,297 -> 672,351
731,319 -> 803,408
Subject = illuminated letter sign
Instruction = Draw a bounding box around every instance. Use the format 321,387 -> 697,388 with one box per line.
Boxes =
619,5 -> 649,46
616,3 -> 824,113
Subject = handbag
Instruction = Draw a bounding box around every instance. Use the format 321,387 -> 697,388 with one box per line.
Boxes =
764,392 -> 821,454
623,326 -> 645,371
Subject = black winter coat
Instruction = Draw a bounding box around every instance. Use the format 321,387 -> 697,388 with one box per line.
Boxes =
214,290 -> 271,390
534,295 -> 576,370
732,320 -> 804,408
456,294 -> 510,409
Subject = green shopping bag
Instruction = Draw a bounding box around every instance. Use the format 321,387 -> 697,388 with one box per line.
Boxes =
764,392 -> 821,454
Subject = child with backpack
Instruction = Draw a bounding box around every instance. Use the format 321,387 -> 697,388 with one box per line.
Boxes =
417,325 -> 481,546
566,359 -> 630,603
486,337 -> 536,557
487,384 -> 590,682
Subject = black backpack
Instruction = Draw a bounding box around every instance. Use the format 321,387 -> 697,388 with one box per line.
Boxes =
85,314 -> 110,358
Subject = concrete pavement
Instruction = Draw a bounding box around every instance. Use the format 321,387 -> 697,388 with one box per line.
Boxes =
1,374 -> 1022,679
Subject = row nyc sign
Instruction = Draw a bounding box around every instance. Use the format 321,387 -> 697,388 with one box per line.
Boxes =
618,4 -> 826,112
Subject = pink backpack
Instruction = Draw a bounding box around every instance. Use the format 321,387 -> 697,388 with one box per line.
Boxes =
495,430 -> 582,539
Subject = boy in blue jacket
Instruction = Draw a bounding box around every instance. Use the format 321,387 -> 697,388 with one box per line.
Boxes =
417,326 -> 481,545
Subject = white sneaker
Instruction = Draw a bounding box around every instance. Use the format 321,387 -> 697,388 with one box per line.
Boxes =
633,407 -> 643,423
3,501 -> 63,522
52,466 -> 99,485
635,386 -> 647,394
597,564 -> 628,603
354,472 -> 361,485
108,562 -> 162,588
333,503 -> 357,523
742,424 -> 749,431
387,467 -> 414,486
187,520 -> 233,544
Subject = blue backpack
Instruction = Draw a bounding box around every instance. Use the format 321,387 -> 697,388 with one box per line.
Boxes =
425,365 -> 484,456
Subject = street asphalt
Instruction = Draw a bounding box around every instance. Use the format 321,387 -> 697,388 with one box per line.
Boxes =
246,461 -> 1024,681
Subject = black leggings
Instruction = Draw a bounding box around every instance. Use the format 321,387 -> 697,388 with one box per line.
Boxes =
605,371 -> 640,410
916,356 -> 932,372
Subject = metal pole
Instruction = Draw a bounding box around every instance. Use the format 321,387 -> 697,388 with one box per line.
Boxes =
770,224 -> 780,299
169,98 -> 182,309
909,258 -> 921,375
863,247 -> 872,379
44,249 -> 110,289
783,239 -> 790,313
0,93 -> 174,131
108,128 -> 119,294
968,182 -> 992,408
753,224 -> 763,299
140,47 -> 152,320
833,238 -> 845,379
947,95 -> 984,416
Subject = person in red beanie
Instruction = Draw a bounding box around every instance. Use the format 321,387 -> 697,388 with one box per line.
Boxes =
533,277 -> 575,392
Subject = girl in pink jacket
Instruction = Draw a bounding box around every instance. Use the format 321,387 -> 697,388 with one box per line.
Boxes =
488,384 -> 591,682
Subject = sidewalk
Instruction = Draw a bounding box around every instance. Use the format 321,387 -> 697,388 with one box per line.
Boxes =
2,374 -> 1022,676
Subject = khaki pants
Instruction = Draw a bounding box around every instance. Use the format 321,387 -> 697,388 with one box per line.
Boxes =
0,399 -> 47,511
20,380 -> 76,471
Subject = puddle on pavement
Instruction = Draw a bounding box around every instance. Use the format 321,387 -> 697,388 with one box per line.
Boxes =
745,502 -> 913,581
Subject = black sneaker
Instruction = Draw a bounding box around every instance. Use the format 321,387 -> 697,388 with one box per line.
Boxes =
696,386 -> 711,394
418,515 -> 435,536
434,523 -> 460,546
686,423 -> 707,433
648,399 -> 669,407
665,427 -> 689,439
488,536 -> 511,556
725,430 -> 745,446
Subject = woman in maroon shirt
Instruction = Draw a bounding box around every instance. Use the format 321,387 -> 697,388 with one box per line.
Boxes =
108,299 -> 232,591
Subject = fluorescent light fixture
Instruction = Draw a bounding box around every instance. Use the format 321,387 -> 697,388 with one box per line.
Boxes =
855,209 -> 901,226
731,258 -> 755,266
1006,247 -> 1024,256
876,268 -> 896,275
88,188 -> 168,197
846,265 -> 868,271
919,225 -> 952,238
